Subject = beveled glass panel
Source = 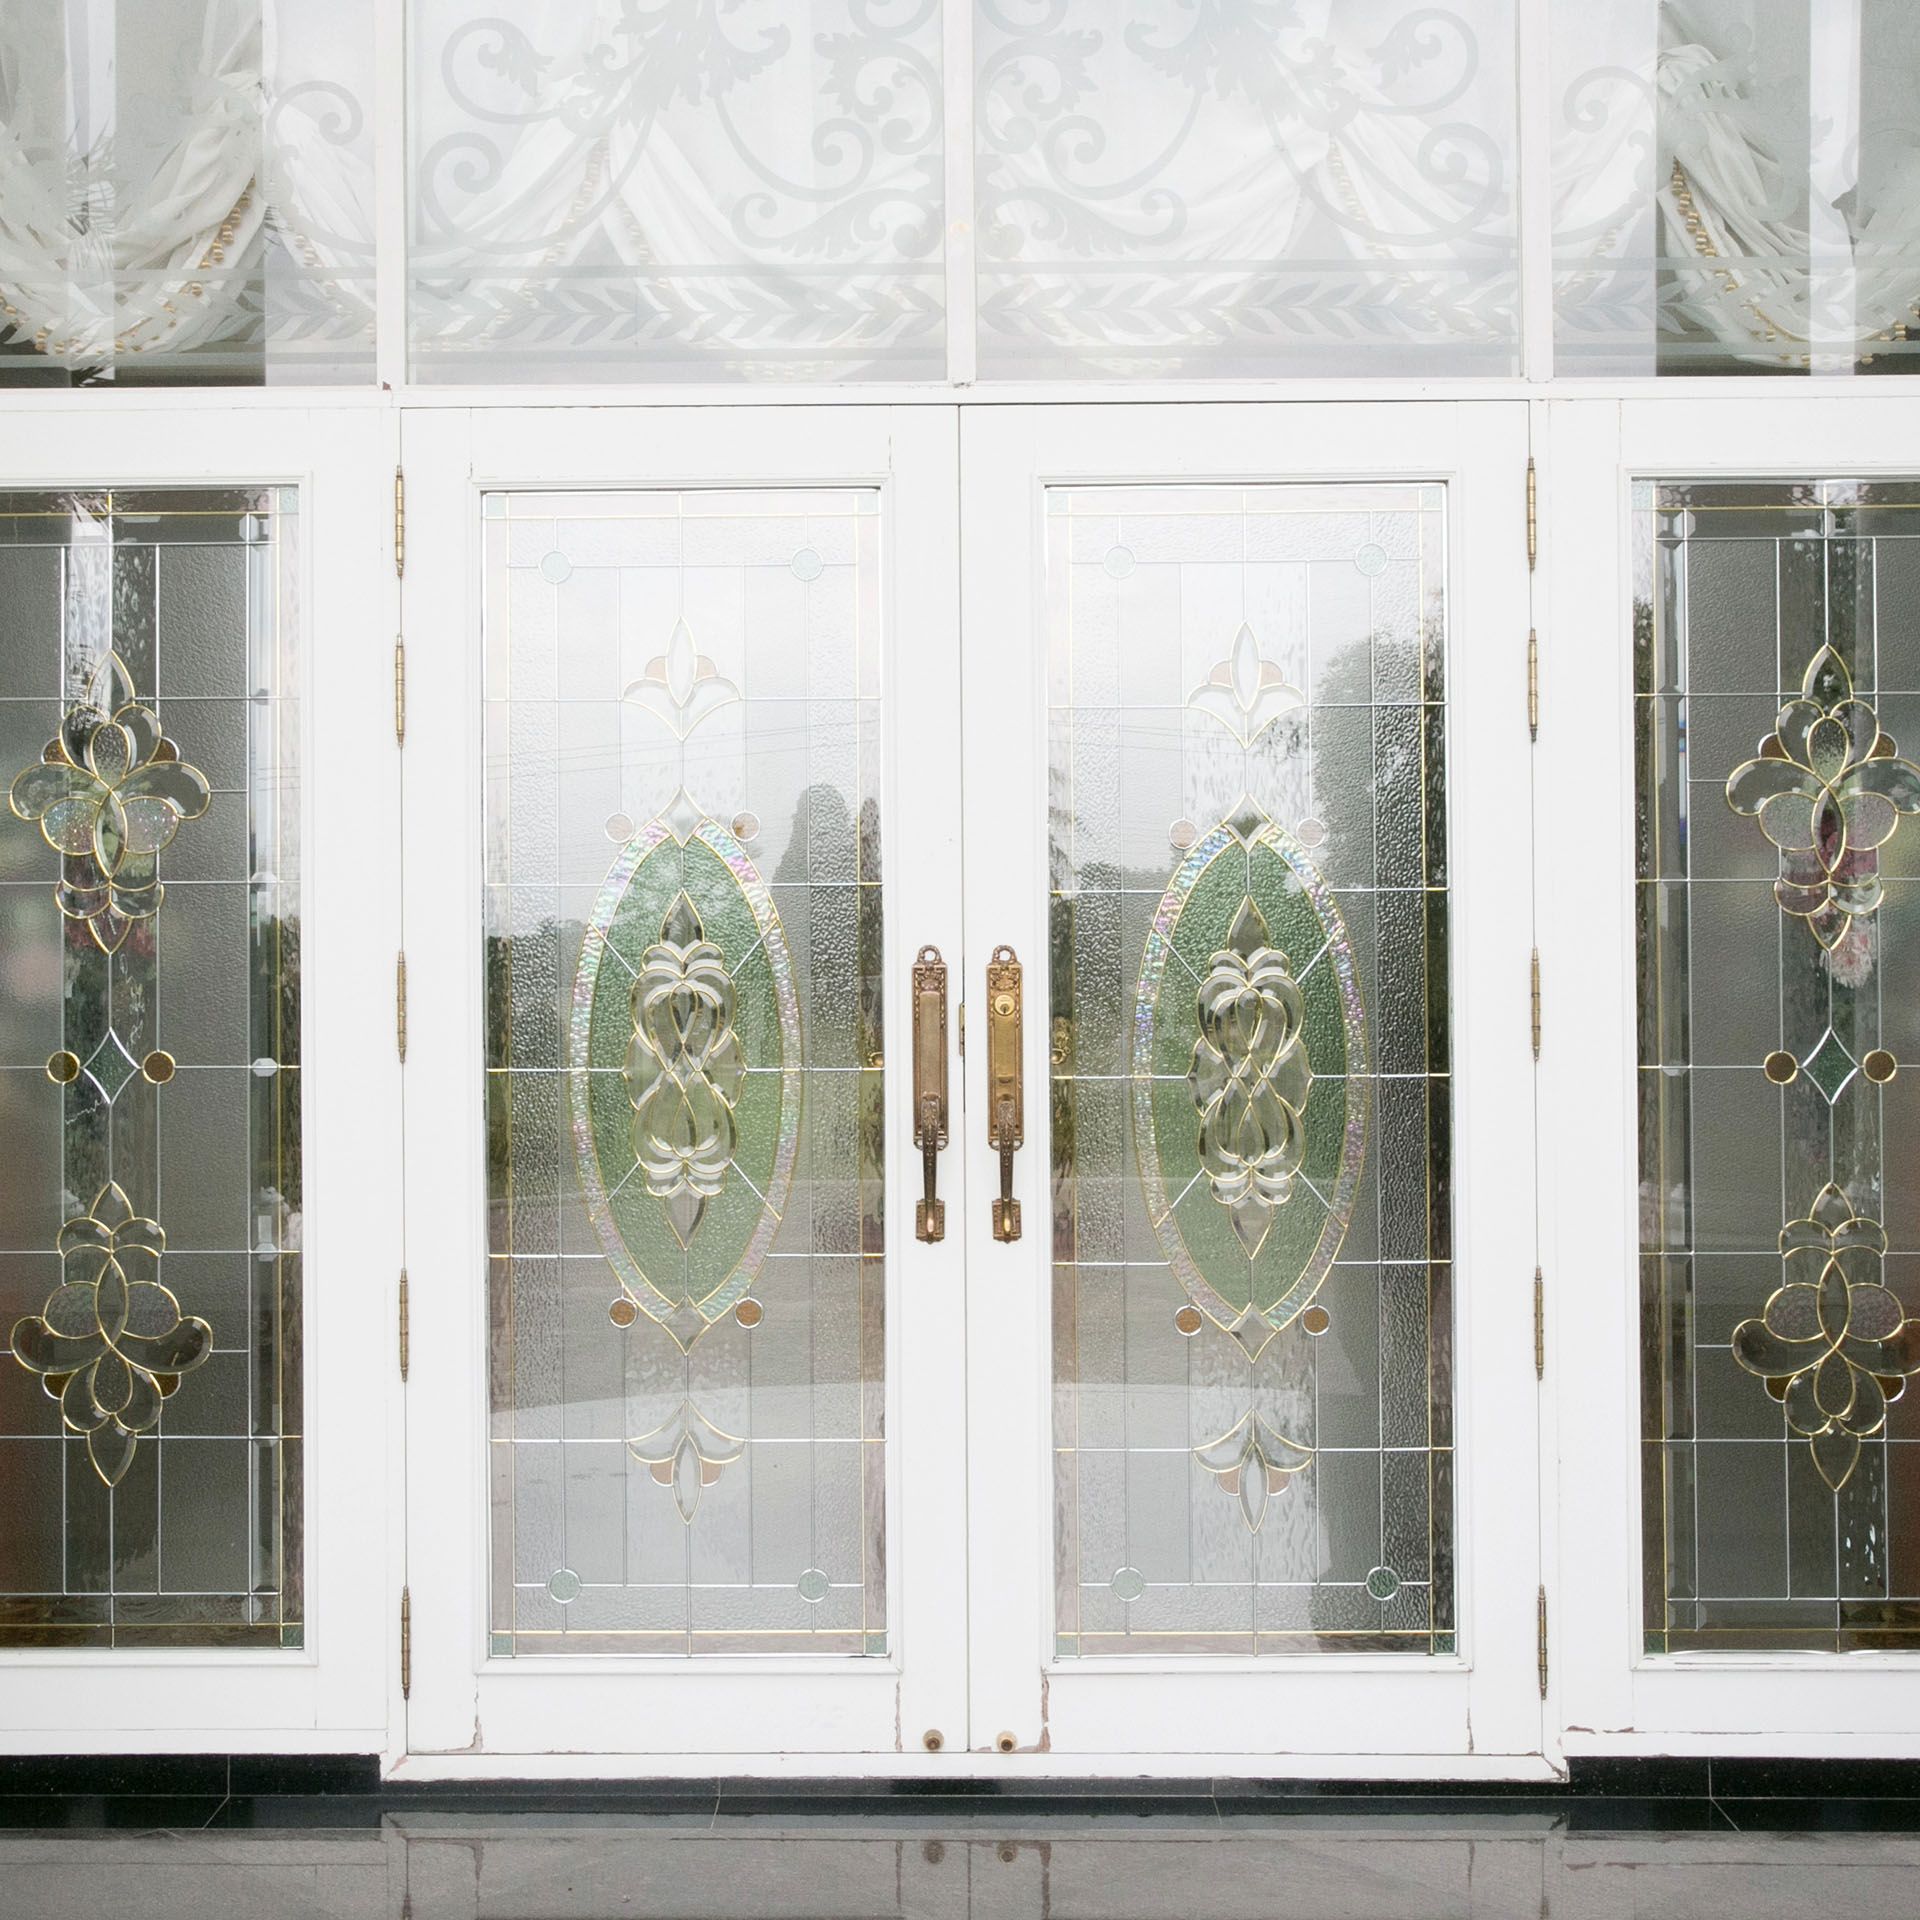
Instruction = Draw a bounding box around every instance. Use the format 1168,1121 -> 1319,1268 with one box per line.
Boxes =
1554,5 -> 1920,375
1638,478 -> 1920,1652
0,3 -> 375,387
409,3 -> 946,383
1047,482 -> 1453,1657
482,488 -> 886,1655
0,489 -> 302,1647
974,4 -> 1519,378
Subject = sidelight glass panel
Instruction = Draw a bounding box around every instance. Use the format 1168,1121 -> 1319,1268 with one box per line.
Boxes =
409,2 -> 947,383
0,489 -> 302,1646
0,3 -> 376,387
1638,478 -> 1920,1651
1047,482 -> 1453,1656
974,2 -> 1519,379
1553,4 -> 1920,376
483,488 -> 886,1655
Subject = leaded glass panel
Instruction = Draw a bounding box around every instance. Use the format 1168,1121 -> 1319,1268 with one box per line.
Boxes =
409,2 -> 946,382
483,487 -> 886,1655
1047,482 -> 1454,1656
1639,478 -> 1920,1652
0,3 -> 376,387
0,488 -> 302,1646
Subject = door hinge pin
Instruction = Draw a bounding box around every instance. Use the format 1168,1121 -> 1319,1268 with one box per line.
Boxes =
1525,458 -> 1537,571
398,1268 -> 411,1383
956,1001 -> 966,1062
1536,1586 -> 1548,1698
396,951 -> 408,1063
1526,627 -> 1539,741
393,467 -> 406,579
400,1585 -> 412,1699
1533,1267 -> 1545,1381
394,636 -> 406,747
1529,948 -> 1541,1060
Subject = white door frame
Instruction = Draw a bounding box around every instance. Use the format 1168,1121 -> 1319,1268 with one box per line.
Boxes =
957,401 -> 1546,1768
1546,393 -> 1920,1757
396,404 -> 969,1759
0,406 -> 403,1753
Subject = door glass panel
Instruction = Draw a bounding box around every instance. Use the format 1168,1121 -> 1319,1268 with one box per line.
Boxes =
1553,3 -> 1920,375
1638,478 -> 1920,1652
1047,482 -> 1453,1656
974,4 -> 1519,379
409,3 -> 947,383
0,488 -> 302,1646
482,488 -> 885,1655
0,3 -> 376,387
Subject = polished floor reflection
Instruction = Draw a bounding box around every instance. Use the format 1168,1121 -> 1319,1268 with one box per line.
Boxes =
4,1817 -> 1920,1919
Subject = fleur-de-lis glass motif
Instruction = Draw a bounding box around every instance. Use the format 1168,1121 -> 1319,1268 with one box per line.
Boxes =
627,890 -> 746,1247
629,1398 -> 746,1523
1188,622 -> 1305,748
1194,1410 -> 1314,1533
1725,644 -> 1920,950
1189,897 -> 1312,1258
623,616 -> 743,740
8,1182 -> 212,1487
7,652 -> 211,952
1731,1183 -> 1920,1492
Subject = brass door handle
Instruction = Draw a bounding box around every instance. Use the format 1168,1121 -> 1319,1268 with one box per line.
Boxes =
986,945 -> 1023,1242
912,946 -> 949,1242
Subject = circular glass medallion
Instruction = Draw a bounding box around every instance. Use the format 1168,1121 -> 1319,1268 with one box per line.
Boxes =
797,1567 -> 830,1603
1173,1305 -> 1204,1336
608,1296 -> 638,1328
1355,543 -> 1389,577
45,1051 -> 80,1084
1103,546 -> 1136,579
539,551 -> 572,584
735,1298 -> 763,1328
790,548 -> 823,581
548,1567 -> 582,1604
1365,1565 -> 1400,1601
1110,1566 -> 1145,1602
1302,1306 -> 1331,1335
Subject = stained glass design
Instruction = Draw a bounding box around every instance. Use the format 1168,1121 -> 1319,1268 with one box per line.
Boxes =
484,488 -> 885,1655
1048,483 -> 1453,1656
0,489 -> 302,1647
0,4 -> 376,386
1638,478 -> 1920,1651
409,1 -> 945,382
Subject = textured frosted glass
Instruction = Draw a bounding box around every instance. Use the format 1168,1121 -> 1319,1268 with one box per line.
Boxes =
1048,482 -> 1453,1657
483,488 -> 886,1655
0,489 -> 302,1647
975,3 -> 1519,377
1554,4 -> 1920,375
1638,478 -> 1920,1652
0,3 -> 375,386
410,2 -> 946,383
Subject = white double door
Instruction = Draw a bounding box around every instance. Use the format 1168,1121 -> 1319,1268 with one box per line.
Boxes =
397,399 -> 1544,1767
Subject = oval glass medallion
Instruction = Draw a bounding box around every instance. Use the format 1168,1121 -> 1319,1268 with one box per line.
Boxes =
569,818 -> 802,1346
1133,808 -> 1368,1350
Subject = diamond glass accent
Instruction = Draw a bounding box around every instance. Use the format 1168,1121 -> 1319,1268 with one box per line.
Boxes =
1638,477 -> 1920,1652
483,487 -> 885,1655
1048,482 -> 1453,1657
0,489 -> 303,1647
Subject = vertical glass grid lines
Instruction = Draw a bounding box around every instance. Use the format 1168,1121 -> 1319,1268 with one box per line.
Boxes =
1047,482 -> 1455,1657
1638,477 -> 1920,1651
0,488 -> 303,1647
482,487 -> 887,1656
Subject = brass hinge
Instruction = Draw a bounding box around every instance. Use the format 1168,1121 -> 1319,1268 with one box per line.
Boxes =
1526,628 -> 1539,741
393,636 -> 406,747
398,1268 -> 411,1383
400,1585 -> 412,1699
396,951 -> 408,1063
1533,1267 -> 1545,1380
1529,948 -> 1541,1060
1536,1586 -> 1548,1698
393,467 -> 406,579
1525,458 -> 1537,570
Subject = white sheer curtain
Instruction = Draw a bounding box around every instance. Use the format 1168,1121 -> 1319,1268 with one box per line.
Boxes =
0,0 -> 372,379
